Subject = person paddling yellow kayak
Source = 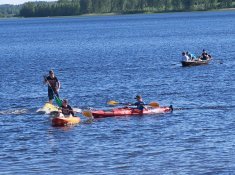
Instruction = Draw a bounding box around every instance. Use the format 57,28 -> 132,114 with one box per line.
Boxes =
52,99 -> 81,126
57,99 -> 75,117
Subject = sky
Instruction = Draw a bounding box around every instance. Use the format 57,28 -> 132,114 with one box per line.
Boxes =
0,0 -> 56,5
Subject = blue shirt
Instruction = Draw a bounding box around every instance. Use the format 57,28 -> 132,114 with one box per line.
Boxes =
134,101 -> 145,110
190,53 -> 196,59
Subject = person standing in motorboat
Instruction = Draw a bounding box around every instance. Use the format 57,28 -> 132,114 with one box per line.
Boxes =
44,70 -> 61,104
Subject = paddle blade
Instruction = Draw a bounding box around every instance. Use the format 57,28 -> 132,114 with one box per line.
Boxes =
55,96 -> 63,107
149,102 -> 160,108
107,100 -> 119,105
82,111 -> 93,118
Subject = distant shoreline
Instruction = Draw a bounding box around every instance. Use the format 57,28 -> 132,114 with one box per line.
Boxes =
0,7 -> 234,19
65,8 -> 235,18
215,8 -> 235,11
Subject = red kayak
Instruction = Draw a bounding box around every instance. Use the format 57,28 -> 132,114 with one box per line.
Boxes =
91,105 -> 173,118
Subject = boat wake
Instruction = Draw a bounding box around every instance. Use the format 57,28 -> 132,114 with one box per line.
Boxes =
0,108 -> 29,115
174,105 -> 235,111
0,107 -> 82,116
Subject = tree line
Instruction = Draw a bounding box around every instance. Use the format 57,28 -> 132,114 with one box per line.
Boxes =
0,4 -> 21,17
0,0 -> 234,18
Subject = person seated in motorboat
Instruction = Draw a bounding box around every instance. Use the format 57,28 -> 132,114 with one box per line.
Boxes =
199,49 -> 212,61
57,99 -> 75,118
186,51 -> 196,60
201,52 -> 210,61
182,52 -> 190,61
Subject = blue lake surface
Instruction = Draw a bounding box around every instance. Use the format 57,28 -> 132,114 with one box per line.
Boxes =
0,11 -> 235,174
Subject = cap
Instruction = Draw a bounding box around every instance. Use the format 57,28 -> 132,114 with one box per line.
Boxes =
135,95 -> 141,99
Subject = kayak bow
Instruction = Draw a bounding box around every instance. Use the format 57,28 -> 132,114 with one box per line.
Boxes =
52,116 -> 81,126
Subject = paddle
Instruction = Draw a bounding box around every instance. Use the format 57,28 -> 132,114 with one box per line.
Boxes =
82,110 -> 93,118
49,106 -> 81,117
44,75 -> 62,107
107,100 -> 160,108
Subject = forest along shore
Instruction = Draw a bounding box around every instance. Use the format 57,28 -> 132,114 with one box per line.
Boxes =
0,0 -> 234,18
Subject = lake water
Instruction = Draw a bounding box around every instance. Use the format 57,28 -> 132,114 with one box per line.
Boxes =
0,11 -> 234,174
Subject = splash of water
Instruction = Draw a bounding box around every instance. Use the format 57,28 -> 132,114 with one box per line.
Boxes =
0,108 -> 29,115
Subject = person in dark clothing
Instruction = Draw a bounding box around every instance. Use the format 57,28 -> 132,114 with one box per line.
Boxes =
60,99 -> 75,117
44,70 -> 60,104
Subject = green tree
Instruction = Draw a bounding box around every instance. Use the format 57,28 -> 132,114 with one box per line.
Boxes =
16,0 -> 234,17
80,0 -> 92,14
218,0 -> 233,8
204,0 -> 218,9
172,0 -> 183,11
20,2 -> 35,17
164,0 -> 172,11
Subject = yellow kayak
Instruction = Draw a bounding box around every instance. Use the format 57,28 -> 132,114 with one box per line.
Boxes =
37,103 -> 58,114
52,116 -> 81,126
37,103 -> 82,114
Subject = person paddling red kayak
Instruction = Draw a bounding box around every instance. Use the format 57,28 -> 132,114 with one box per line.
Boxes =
132,95 -> 147,112
82,96 -> 173,118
